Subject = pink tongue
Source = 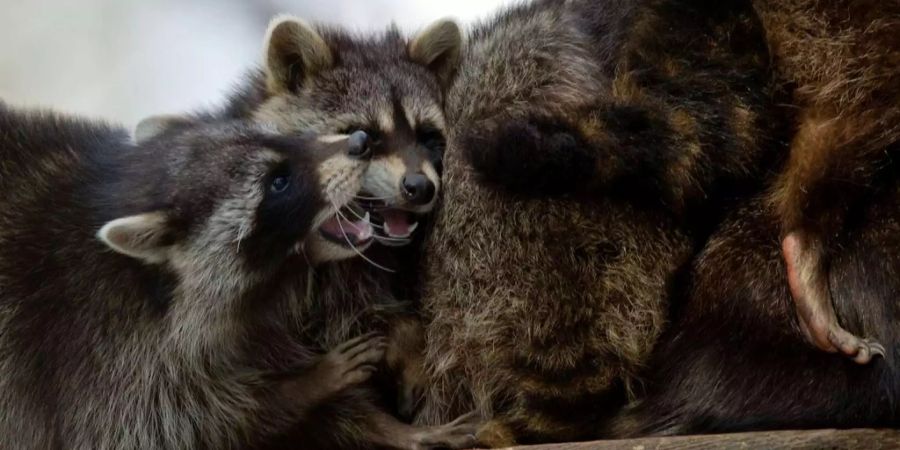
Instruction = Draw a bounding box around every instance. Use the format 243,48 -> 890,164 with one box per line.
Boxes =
320,216 -> 372,242
382,210 -> 411,237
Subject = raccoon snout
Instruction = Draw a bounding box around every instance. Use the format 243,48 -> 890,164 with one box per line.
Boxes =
401,173 -> 436,205
347,130 -> 371,160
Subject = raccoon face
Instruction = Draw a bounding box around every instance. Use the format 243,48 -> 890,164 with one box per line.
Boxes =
97,120 -> 375,289
253,15 -> 461,246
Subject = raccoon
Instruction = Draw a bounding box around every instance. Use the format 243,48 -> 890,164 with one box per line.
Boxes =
754,0 -> 900,364
603,0 -> 900,434
212,14 -> 465,422
0,104 -> 477,449
412,0 -> 785,445
225,14 -> 454,233
607,186 -> 900,436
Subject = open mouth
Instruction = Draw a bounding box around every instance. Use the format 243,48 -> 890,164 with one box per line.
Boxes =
356,194 -> 420,247
318,203 -> 375,248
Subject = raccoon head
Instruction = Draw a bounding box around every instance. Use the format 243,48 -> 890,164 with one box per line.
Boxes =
97,119 -> 376,296
252,15 -> 462,246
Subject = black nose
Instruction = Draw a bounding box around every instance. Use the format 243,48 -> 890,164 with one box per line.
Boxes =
401,173 -> 436,205
347,130 -> 371,159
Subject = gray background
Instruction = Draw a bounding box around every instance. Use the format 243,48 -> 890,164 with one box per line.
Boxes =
0,0 -> 510,127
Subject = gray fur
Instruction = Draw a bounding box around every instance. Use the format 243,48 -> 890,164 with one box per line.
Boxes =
0,104 -> 394,449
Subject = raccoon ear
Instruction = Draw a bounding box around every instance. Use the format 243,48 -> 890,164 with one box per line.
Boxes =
135,114 -> 195,144
98,212 -> 174,264
409,19 -> 462,89
263,15 -> 333,94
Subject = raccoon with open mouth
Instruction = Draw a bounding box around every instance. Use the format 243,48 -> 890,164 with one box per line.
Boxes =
0,103 -> 476,449
224,14 -> 450,251
210,14 -> 463,425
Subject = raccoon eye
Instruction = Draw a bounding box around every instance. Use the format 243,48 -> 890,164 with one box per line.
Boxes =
269,166 -> 291,194
339,126 -> 382,146
270,176 -> 290,194
417,126 -> 445,153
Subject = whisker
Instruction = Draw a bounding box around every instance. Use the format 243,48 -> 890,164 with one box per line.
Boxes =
329,200 -> 396,273
235,222 -> 248,253
354,193 -> 400,201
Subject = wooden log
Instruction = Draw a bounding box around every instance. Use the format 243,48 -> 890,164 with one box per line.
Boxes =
499,429 -> 900,450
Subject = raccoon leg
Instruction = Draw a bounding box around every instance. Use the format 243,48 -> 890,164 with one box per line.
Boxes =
384,316 -> 428,420
462,91 -> 771,216
460,104 -> 676,200
280,332 -> 387,410
775,109 -> 891,364
364,409 -> 481,450
463,2 -> 776,214
782,232 -> 885,363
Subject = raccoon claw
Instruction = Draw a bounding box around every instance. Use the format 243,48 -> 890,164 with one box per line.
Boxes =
797,299 -> 885,364
850,338 -> 885,365
783,233 -> 885,364
322,332 -> 387,392
412,411 -> 481,450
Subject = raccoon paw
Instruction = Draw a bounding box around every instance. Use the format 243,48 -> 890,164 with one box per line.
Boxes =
320,332 -> 388,392
410,410 -> 481,450
462,117 -> 594,196
783,232 -> 886,364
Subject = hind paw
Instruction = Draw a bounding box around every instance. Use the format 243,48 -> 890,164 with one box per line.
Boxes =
411,411 -> 482,450
782,232 -> 885,364
828,331 -> 886,364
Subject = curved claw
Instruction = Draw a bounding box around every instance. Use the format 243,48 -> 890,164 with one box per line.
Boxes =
851,338 -> 886,365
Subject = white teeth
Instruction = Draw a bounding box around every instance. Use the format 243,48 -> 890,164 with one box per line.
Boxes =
363,211 -> 370,223
384,221 -> 419,239
360,224 -> 374,241
292,242 -> 303,255
378,238 -> 411,247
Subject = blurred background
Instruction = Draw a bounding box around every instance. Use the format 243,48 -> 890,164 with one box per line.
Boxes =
0,0 -> 510,127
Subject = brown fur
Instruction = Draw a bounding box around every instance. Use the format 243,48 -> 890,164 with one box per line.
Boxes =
603,0 -> 900,434
754,0 -> 900,361
412,0 -> 784,445
607,182 -> 900,435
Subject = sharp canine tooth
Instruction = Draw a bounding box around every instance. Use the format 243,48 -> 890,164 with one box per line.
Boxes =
408,222 -> 419,234
363,211 -> 370,222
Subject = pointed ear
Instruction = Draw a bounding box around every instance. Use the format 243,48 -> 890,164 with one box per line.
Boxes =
409,19 -> 462,89
135,114 -> 196,144
263,15 -> 333,94
97,212 -> 174,264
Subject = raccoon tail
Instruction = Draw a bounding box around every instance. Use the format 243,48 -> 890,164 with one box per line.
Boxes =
460,113 -> 599,197
460,100 -> 710,212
